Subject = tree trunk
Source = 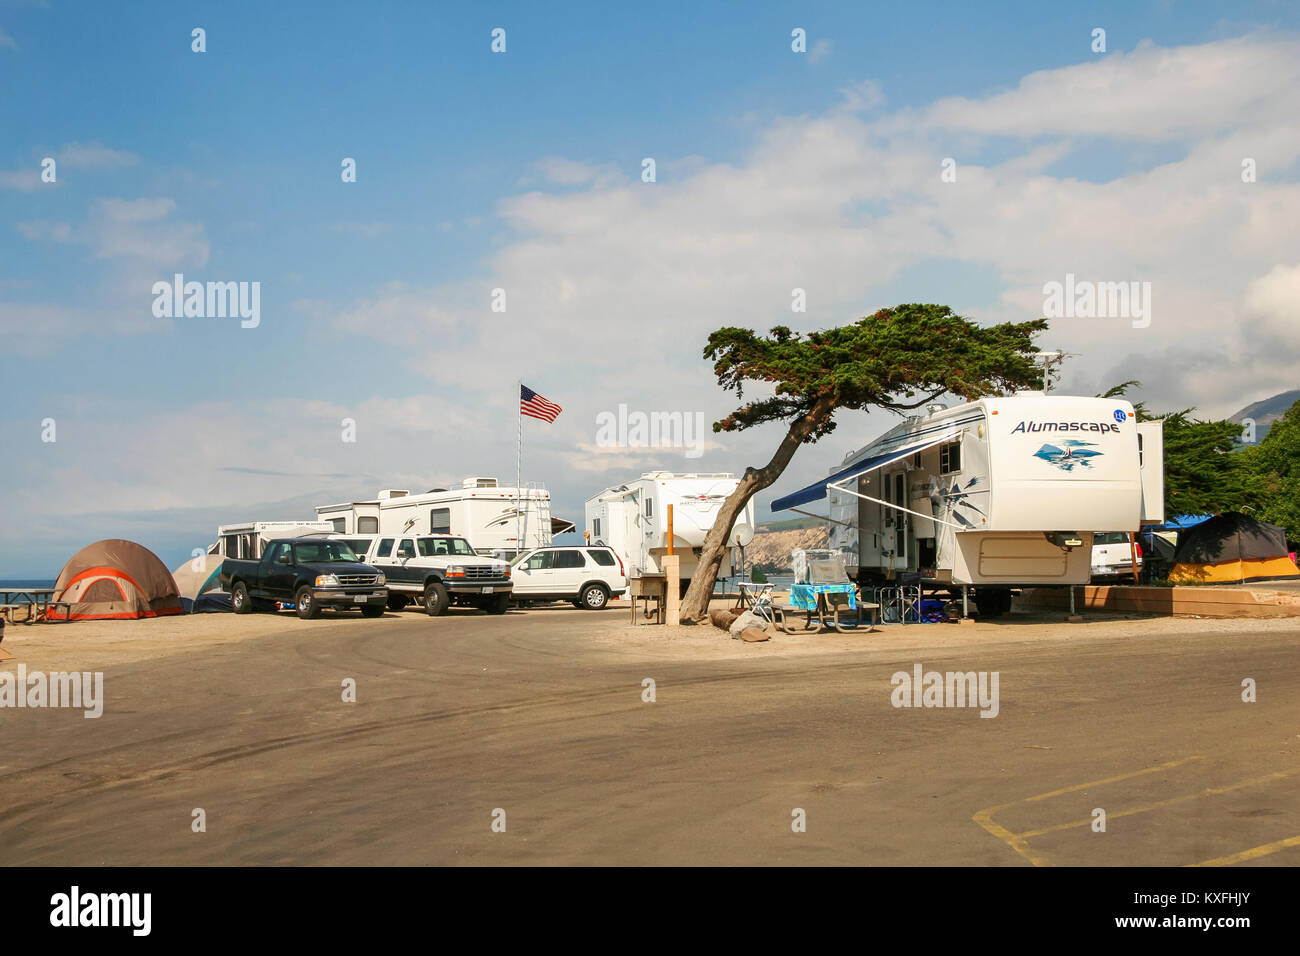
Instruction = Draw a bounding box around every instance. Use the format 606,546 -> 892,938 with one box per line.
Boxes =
678,395 -> 837,623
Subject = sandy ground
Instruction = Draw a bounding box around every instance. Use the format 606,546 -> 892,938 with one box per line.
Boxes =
2,598 -> 1297,867
3,596 -> 1296,672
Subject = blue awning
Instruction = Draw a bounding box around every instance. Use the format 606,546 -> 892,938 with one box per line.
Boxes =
771,432 -> 958,512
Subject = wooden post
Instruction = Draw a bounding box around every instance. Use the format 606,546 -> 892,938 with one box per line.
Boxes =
663,556 -> 680,625
1129,531 -> 1140,584
666,504 -> 674,556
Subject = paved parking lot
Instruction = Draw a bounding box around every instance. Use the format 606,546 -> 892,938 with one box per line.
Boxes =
0,606 -> 1296,865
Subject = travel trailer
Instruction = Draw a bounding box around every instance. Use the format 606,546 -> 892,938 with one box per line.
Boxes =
770,394 -> 1164,616
210,521 -> 336,560
314,477 -> 574,559
585,472 -> 757,584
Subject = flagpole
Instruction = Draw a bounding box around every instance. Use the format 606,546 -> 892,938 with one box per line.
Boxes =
516,380 -> 523,558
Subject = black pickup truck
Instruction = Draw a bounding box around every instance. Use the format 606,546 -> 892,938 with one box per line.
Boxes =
219,538 -> 388,620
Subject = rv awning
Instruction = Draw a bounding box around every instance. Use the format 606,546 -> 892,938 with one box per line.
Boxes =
770,431 -> 959,512
551,516 -> 577,534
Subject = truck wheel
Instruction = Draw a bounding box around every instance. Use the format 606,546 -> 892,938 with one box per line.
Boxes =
386,594 -> 409,611
296,586 -> 322,620
486,593 -> 509,615
579,584 -> 608,610
423,581 -> 449,617
231,582 -> 252,615
360,605 -> 384,618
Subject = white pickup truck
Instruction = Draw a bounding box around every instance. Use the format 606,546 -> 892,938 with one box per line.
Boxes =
330,533 -> 512,616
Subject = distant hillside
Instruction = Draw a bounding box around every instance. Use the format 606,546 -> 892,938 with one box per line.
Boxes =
745,525 -> 830,571
757,516 -> 826,533
1228,388 -> 1300,443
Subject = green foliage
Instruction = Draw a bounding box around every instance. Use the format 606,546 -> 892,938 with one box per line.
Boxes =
1101,381 -> 1249,515
1244,398 -> 1300,540
706,304 -> 1048,440
1160,412 -> 1250,515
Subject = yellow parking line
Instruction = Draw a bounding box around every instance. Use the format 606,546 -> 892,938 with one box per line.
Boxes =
1187,834 -> 1300,867
974,757 -> 1203,865
1022,756 -> 1203,803
1016,768 -> 1300,839
972,804 -> 1055,867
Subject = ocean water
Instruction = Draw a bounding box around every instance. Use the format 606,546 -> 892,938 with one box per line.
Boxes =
0,580 -> 57,603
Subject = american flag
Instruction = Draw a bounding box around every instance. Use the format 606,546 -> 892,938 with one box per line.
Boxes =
520,384 -> 562,423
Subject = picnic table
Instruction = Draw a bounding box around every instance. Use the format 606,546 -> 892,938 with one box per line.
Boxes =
773,583 -> 879,634
0,589 -> 70,624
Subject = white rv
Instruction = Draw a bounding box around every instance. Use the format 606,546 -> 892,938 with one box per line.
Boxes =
585,472 -> 757,583
210,521 -> 337,559
770,394 -> 1164,615
315,477 -> 573,559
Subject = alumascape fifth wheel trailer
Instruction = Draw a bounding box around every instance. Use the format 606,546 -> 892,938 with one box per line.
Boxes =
769,393 -> 1165,617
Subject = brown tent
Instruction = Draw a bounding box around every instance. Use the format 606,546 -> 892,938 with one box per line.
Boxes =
47,539 -> 183,621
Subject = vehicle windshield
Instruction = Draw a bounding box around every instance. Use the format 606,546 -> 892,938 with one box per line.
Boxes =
293,541 -> 360,563
417,537 -> 477,557
1094,532 -> 1130,546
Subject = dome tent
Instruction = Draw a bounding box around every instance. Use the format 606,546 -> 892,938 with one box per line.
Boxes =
171,553 -> 231,613
1168,513 -> 1300,586
48,539 -> 183,621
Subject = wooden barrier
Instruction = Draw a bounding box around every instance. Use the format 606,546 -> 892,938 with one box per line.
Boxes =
1015,585 -> 1300,619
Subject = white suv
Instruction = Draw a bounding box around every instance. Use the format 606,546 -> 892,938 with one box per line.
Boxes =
509,546 -> 628,609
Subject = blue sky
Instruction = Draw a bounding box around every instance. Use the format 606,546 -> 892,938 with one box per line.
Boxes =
4,1 -> 1300,576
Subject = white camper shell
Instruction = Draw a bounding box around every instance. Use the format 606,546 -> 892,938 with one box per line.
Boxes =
773,394 -> 1164,591
314,477 -> 573,559
211,521 -> 336,560
585,472 -> 757,582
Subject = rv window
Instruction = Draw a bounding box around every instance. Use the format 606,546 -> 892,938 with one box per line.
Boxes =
644,498 -> 653,518
397,539 -> 416,559
592,518 -> 601,538
331,518 -> 345,533
376,538 -> 395,558
358,516 -> 378,534
430,508 -> 451,534
939,440 -> 962,475
912,452 -> 922,468
1138,433 -> 1144,467
554,551 -> 585,569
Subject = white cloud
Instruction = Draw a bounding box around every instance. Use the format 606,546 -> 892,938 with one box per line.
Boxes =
56,142 -> 139,169
306,32 -> 1300,516
0,168 -> 39,190
912,35 -> 1300,140
9,31 -> 1300,548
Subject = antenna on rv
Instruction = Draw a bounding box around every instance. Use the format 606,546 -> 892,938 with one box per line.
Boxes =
1036,351 -> 1073,393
